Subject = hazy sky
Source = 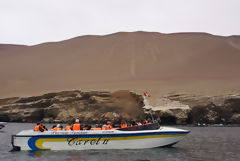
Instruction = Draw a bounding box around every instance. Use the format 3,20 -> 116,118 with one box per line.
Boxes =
0,0 -> 240,45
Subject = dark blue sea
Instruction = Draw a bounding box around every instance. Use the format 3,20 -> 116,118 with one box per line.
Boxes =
0,123 -> 240,161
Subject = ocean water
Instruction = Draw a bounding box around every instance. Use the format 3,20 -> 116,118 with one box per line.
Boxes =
0,123 -> 240,161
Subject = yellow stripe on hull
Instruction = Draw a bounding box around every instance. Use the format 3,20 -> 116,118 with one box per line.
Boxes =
35,134 -> 187,150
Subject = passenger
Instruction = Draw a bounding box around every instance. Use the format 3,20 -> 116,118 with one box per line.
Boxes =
83,125 -> 88,130
131,121 -> 136,127
106,121 -> 112,130
121,121 -> 127,128
52,125 -> 56,129
41,123 -> 48,131
52,124 -> 61,131
59,125 -> 63,130
51,125 -> 56,130
87,125 -> 92,130
34,122 -> 44,132
65,123 -> 72,131
144,119 -> 148,125
56,124 -> 62,131
72,119 -> 81,131
147,118 -> 152,124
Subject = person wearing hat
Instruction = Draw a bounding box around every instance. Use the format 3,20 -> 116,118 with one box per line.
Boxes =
72,119 -> 81,131
106,121 -> 112,130
51,124 -> 61,131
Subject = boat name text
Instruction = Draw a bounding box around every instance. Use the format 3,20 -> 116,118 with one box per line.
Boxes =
67,137 -> 109,146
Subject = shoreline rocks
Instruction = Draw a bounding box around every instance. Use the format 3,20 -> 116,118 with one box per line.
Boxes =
146,93 -> 240,125
0,90 -> 240,125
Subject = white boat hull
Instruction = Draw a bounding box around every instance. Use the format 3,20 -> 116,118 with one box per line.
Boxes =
12,126 -> 189,151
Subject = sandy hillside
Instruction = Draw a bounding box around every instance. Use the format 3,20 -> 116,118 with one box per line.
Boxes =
0,31 -> 240,98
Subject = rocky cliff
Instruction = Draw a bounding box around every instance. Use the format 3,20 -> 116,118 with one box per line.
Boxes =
0,90 -> 240,125
0,90 -> 145,124
144,93 -> 240,125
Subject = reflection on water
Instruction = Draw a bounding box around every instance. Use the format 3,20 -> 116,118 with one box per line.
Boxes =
1,123 -> 240,161
23,148 -> 184,161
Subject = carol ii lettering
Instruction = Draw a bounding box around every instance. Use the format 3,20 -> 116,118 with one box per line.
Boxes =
67,137 -> 109,146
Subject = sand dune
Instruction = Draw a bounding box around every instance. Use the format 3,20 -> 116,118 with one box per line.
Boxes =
0,31 -> 240,98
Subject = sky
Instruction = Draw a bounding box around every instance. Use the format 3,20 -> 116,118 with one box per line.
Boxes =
0,0 -> 240,45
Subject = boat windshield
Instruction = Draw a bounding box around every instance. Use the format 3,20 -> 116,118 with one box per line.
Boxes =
117,122 -> 160,131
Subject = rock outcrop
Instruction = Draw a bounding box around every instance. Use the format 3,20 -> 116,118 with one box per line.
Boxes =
143,93 -> 240,125
0,90 -> 145,124
0,90 -> 240,125
143,97 -> 190,124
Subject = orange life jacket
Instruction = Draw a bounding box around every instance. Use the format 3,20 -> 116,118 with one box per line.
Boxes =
65,125 -> 71,131
51,127 -> 61,131
34,125 -> 40,131
92,127 -> 102,130
121,124 -> 127,128
72,123 -> 81,131
106,125 -> 112,130
39,125 -> 47,131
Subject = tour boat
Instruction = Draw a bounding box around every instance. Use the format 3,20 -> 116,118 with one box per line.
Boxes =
0,122 -> 7,130
11,123 -> 189,151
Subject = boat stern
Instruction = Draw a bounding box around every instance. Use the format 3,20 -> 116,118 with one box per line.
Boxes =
11,130 -> 35,151
11,135 -> 21,151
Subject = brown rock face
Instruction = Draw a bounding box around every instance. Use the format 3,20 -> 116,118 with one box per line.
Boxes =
165,94 -> 240,125
1,90 -> 240,125
142,93 -> 240,125
0,90 -> 145,124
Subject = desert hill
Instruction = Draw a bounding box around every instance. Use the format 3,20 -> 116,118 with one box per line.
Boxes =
0,31 -> 240,98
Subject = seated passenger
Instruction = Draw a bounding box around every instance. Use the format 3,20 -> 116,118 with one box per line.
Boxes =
147,118 -> 152,124
52,124 -> 61,131
41,123 -> 48,131
72,119 -> 81,131
143,119 -> 148,125
51,125 -> 56,130
106,121 -> 112,130
121,121 -> 127,128
34,122 -> 44,132
83,125 -> 89,130
65,123 -> 72,131
59,125 -> 63,130
131,121 -> 136,127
